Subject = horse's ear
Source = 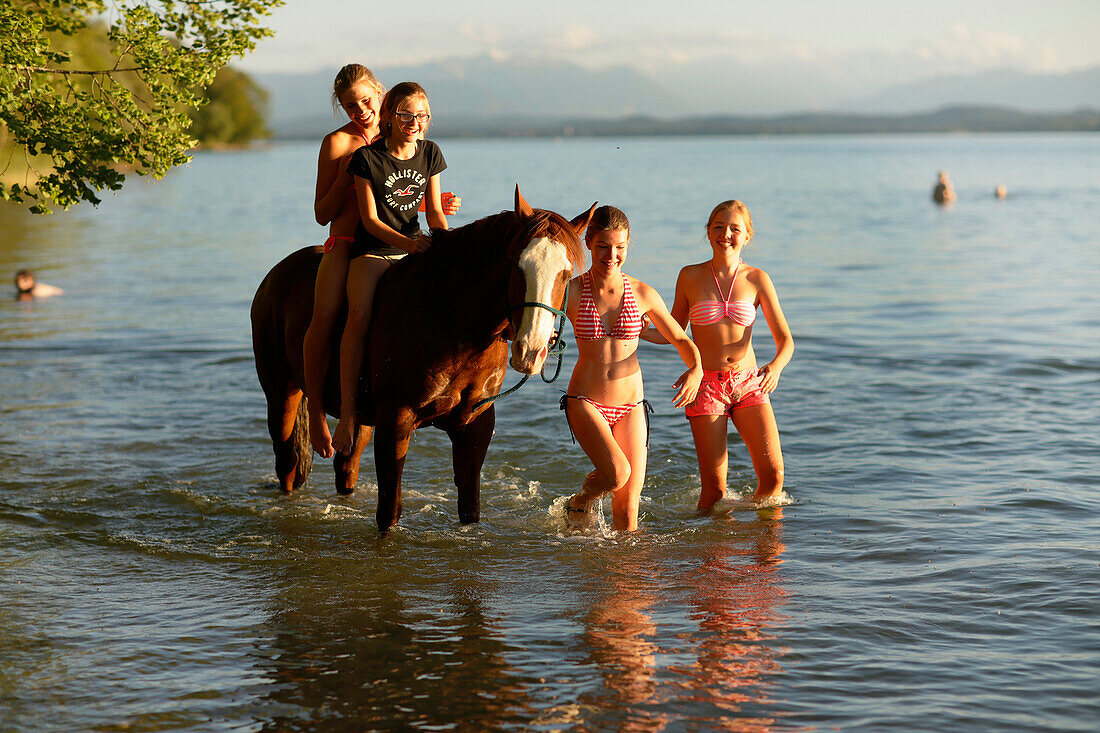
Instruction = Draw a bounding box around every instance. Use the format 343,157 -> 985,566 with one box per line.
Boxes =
514,185 -> 534,218
569,202 -> 598,237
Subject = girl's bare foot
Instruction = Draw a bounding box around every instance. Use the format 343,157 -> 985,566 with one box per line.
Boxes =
331,416 -> 355,455
697,489 -> 725,514
565,494 -> 598,530
308,407 -> 335,458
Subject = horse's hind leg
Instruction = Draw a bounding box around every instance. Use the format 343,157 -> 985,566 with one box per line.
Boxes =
268,388 -> 312,492
447,406 -> 496,524
374,408 -> 415,532
333,425 -> 372,496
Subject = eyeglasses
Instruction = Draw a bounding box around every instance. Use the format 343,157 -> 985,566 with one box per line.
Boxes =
394,112 -> 430,123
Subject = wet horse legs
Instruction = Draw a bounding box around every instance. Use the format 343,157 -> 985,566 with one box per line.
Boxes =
446,406 -> 495,524
374,407 -> 416,532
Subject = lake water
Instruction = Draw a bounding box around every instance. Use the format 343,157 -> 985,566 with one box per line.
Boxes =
1,133 -> 1098,731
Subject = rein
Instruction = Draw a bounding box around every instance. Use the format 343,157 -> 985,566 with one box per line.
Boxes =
472,280 -> 569,412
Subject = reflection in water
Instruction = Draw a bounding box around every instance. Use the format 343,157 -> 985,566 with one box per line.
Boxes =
676,508 -> 790,731
566,511 -> 790,732
252,554 -> 532,730
579,557 -> 667,732
243,511 -> 789,730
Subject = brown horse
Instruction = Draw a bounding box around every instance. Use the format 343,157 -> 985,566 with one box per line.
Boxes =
251,188 -> 592,530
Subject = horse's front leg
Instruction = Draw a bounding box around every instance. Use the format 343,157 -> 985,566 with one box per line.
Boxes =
446,406 -> 496,524
333,424 -> 372,495
373,408 -> 415,532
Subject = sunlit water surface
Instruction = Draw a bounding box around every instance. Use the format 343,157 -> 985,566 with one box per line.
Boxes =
2,133 -> 1098,731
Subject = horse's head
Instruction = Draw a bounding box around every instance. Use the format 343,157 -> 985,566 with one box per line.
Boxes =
508,186 -> 594,374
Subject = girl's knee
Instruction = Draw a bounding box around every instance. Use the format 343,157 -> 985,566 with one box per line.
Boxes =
344,299 -> 376,330
609,456 -> 632,488
308,302 -> 341,328
593,456 -> 630,491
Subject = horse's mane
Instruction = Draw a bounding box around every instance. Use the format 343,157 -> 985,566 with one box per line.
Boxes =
399,208 -> 586,287
523,209 -> 587,271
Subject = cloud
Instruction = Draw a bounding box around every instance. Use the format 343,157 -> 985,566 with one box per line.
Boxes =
458,21 -> 503,47
916,23 -> 1061,72
545,23 -> 601,52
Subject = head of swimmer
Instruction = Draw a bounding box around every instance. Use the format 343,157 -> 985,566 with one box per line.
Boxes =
585,206 -> 631,276
379,82 -> 431,142
333,64 -> 384,133
15,269 -> 35,294
706,200 -> 753,254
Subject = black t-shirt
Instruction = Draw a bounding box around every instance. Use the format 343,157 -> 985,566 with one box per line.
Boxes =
347,138 -> 447,256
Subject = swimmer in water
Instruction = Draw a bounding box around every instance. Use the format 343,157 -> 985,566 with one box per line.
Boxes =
14,270 -> 63,300
933,170 -> 956,205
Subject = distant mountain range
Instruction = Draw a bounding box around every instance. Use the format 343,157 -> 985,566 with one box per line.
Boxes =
846,66 -> 1100,113
253,56 -> 1100,140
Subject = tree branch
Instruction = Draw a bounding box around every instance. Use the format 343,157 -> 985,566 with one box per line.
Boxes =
6,65 -> 143,75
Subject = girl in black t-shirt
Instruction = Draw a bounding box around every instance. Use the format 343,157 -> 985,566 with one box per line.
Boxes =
331,82 -> 449,455
303,67 -> 459,459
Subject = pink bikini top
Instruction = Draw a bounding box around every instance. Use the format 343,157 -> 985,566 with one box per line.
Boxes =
688,260 -> 757,327
574,272 -> 644,341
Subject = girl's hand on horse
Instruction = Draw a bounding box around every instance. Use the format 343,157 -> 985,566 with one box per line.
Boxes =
406,231 -> 432,254
672,365 -> 703,408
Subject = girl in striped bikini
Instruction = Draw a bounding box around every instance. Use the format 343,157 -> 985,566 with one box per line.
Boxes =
562,206 -> 702,531
645,200 -> 793,511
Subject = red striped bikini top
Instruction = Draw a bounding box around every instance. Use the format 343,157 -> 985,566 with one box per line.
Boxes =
688,260 -> 756,327
574,272 -> 644,341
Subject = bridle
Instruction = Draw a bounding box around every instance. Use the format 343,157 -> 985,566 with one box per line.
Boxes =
509,277 -> 569,382
471,247 -> 571,412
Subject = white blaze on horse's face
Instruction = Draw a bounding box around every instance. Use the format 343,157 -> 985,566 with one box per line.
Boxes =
512,236 -> 570,374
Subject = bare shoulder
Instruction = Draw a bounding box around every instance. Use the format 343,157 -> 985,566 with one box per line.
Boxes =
321,124 -> 362,158
677,261 -> 712,285
567,273 -> 585,305
744,263 -> 771,283
625,275 -> 665,310
624,273 -> 651,296
679,261 -> 710,278
674,261 -> 711,296
744,264 -> 779,297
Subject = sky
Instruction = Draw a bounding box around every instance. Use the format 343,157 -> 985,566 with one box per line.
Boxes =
239,0 -> 1100,79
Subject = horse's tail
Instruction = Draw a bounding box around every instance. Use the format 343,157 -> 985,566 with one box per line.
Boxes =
288,394 -> 313,485
251,248 -> 317,490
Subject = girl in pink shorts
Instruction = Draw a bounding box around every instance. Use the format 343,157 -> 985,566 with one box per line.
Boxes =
644,200 -> 793,510
684,367 -> 770,418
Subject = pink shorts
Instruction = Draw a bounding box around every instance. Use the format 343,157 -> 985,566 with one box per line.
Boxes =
685,368 -> 770,419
